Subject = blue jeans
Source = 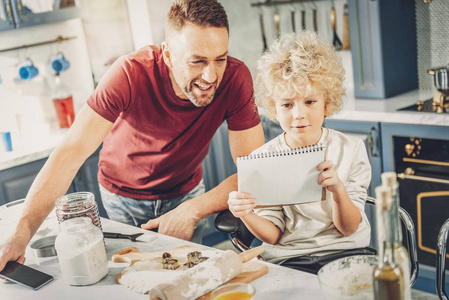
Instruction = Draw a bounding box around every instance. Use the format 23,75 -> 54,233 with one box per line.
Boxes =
99,180 -> 208,244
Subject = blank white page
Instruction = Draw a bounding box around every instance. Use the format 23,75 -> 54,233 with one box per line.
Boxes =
237,144 -> 325,206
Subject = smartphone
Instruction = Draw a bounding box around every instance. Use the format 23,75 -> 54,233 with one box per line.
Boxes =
0,261 -> 53,290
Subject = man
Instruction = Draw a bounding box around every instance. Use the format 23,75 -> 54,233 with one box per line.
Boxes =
0,0 -> 264,271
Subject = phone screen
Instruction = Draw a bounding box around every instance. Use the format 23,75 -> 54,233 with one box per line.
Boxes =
0,261 -> 53,290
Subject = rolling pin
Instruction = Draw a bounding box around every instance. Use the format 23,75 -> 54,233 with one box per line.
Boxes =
148,246 -> 264,300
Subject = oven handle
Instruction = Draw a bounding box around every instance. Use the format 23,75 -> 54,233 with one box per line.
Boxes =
397,173 -> 449,185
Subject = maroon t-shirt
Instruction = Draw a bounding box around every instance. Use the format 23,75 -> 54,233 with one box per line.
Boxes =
87,45 -> 260,200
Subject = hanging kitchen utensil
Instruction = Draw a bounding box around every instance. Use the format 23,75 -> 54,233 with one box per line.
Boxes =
259,11 -> 268,51
290,5 -> 296,32
301,7 -> 306,31
274,7 -> 281,38
331,0 -> 342,51
342,4 -> 350,50
312,1 -> 318,33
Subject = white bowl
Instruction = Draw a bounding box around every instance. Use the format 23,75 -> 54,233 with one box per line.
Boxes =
317,255 -> 377,300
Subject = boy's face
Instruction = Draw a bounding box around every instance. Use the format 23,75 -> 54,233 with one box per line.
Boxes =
162,23 -> 229,107
275,88 -> 327,149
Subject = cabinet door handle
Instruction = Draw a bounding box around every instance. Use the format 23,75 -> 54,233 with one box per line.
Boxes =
398,173 -> 449,185
368,126 -> 379,157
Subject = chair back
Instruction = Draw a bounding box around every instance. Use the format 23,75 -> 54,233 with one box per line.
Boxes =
436,218 -> 449,300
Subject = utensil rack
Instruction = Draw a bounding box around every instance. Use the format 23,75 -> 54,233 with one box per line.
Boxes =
0,35 -> 77,53
251,0 -> 323,7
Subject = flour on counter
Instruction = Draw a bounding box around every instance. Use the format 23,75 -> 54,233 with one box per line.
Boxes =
118,249 -> 240,299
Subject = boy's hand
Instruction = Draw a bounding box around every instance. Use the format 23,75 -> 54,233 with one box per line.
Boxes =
228,191 -> 256,218
317,160 -> 345,193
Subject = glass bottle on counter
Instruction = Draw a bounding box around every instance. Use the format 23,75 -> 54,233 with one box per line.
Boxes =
373,185 -> 404,300
51,73 -> 75,128
381,172 -> 411,300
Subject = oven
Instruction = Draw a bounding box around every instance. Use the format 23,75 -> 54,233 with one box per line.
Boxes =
393,136 -> 449,271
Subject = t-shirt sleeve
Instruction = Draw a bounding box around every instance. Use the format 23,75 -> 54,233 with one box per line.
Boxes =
87,56 -> 133,123
254,206 -> 286,233
346,139 -> 372,212
225,64 -> 261,131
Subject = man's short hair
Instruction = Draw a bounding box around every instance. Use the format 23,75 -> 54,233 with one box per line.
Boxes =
166,0 -> 229,41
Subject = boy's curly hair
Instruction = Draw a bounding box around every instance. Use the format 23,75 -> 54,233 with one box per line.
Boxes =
255,31 -> 345,122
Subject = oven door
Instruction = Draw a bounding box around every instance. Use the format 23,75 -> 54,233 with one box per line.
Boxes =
398,174 -> 449,269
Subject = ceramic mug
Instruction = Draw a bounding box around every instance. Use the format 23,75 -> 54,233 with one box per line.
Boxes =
18,58 -> 39,80
51,52 -> 70,74
0,131 -> 12,152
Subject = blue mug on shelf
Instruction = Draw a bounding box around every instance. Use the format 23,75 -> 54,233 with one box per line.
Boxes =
51,52 -> 70,74
18,58 -> 39,80
0,131 -> 12,152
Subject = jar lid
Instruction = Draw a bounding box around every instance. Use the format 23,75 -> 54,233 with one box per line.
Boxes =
30,235 -> 57,257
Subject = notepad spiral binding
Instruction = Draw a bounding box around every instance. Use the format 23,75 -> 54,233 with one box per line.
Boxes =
237,143 -> 325,161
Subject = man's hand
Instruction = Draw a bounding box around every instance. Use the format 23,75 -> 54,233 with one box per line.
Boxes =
0,235 -> 28,272
140,202 -> 199,241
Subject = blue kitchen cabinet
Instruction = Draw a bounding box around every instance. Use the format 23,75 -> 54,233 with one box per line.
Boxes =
0,157 -> 75,206
348,0 -> 418,98
0,0 -> 81,31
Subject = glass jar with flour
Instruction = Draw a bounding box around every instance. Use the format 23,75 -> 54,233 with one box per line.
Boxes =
55,217 -> 108,285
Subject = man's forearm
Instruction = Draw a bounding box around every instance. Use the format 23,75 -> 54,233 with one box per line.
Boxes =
183,173 -> 238,222
13,145 -> 86,243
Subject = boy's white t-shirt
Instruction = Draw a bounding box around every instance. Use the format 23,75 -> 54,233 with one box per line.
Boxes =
252,128 -> 372,264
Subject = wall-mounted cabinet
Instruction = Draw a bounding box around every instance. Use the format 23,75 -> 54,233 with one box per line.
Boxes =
348,0 -> 418,98
0,0 -> 80,31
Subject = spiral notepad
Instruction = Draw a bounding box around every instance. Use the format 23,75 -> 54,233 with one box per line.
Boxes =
237,144 -> 326,206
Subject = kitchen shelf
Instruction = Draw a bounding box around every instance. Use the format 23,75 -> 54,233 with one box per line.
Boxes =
0,35 -> 76,53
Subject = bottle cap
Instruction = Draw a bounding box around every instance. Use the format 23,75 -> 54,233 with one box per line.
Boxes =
375,185 -> 393,211
381,171 -> 397,187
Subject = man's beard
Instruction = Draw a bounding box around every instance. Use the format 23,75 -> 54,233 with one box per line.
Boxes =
183,84 -> 216,107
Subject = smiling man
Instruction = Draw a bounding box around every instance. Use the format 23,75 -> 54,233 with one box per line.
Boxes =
0,0 -> 264,272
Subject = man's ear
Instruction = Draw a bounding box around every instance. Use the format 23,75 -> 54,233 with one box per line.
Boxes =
161,41 -> 173,69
